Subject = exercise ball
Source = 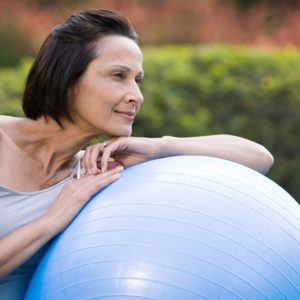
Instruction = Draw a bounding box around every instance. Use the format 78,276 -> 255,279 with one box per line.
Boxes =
25,156 -> 300,300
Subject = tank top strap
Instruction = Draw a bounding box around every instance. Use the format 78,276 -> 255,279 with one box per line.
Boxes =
71,150 -> 85,180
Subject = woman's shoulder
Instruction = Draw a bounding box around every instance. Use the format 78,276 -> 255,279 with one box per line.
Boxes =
0,115 -> 15,126
0,115 -> 21,124
0,115 -> 9,139
0,115 -> 22,137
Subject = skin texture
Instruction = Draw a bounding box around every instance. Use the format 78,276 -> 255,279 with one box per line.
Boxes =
0,34 -> 274,279
70,35 -> 144,137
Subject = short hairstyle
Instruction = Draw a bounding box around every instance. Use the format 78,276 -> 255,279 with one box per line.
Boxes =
22,9 -> 138,126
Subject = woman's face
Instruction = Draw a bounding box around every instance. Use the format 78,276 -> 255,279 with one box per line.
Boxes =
71,35 -> 144,137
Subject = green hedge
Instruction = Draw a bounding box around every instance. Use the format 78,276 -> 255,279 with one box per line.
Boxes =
138,45 -> 300,203
0,58 -> 32,116
0,46 -> 299,203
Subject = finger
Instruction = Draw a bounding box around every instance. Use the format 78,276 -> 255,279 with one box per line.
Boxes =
96,157 -> 116,170
89,144 -> 105,174
77,165 -> 122,185
81,146 -> 93,175
92,171 -> 121,191
102,139 -> 114,148
82,144 -> 104,175
71,171 -> 122,202
101,164 -> 124,175
107,159 -> 122,170
84,166 -> 123,195
100,139 -> 125,173
100,146 -> 113,173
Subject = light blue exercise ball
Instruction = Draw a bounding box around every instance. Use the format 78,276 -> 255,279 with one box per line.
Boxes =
25,156 -> 300,300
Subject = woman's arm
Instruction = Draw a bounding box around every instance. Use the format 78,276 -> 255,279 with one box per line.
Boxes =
82,134 -> 274,175
156,135 -> 274,174
0,166 -> 123,278
0,214 -> 54,278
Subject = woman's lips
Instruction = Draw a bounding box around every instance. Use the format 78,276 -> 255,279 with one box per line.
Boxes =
115,110 -> 136,120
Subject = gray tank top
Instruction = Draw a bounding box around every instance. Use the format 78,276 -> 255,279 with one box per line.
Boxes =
0,158 -> 82,300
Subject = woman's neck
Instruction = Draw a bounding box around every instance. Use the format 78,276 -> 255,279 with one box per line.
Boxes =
4,116 -> 96,174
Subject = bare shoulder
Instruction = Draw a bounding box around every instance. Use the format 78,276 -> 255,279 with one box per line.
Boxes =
0,115 -> 15,126
0,115 -> 9,138
0,116 -> 13,156
0,115 -> 22,142
0,115 -> 23,150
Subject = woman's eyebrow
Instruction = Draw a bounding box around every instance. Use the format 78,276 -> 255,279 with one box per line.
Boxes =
110,64 -> 144,76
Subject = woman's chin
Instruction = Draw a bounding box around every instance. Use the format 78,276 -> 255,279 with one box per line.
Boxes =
109,127 -> 132,138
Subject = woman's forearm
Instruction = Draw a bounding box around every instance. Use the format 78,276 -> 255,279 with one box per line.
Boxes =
0,215 -> 58,278
157,134 -> 274,174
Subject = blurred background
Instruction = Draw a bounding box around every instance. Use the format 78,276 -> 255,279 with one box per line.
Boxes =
0,0 -> 299,203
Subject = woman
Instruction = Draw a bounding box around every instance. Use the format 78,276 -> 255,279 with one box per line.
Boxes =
0,9 -> 273,299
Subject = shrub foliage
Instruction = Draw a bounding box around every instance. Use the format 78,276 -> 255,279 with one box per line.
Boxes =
0,46 -> 299,202
139,45 -> 300,202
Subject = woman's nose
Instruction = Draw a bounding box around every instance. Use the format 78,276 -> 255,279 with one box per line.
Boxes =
125,83 -> 144,104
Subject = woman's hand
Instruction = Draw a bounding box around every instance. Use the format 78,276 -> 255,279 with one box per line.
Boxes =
44,165 -> 123,233
82,137 -> 162,174
0,166 -> 123,278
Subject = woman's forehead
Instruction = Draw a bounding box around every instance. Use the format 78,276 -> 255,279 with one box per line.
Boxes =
94,35 -> 142,60
91,36 -> 143,71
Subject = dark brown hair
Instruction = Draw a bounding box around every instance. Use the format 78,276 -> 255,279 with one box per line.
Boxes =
22,9 -> 138,126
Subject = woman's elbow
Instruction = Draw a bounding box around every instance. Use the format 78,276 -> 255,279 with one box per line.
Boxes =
256,145 -> 274,174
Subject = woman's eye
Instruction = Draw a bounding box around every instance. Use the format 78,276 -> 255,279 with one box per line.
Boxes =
113,73 -> 125,79
135,76 -> 143,85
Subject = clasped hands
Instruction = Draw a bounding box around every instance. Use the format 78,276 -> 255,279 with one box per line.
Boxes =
81,137 -> 163,176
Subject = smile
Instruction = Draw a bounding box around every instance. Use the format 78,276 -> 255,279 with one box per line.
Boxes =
114,110 -> 136,120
